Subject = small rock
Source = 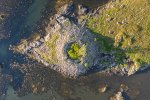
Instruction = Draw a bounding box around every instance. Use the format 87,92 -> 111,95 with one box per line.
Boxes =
78,5 -> 89,15
108,30 -> 114,34
120,5 -> 126,8
98,84 -> 108,93
32,87 -> 38,94
0,14 -> 5,20
63,3 -> 75,15
41,87 -> 45,92
110,84 -> 129,100
117,21 -> 123,25
106,18 -> 114,22
110,91 -> 124,100
119,84 -> 129,92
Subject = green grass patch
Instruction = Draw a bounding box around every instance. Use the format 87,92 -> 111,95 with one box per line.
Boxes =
39,33 -> 59,64
67,43 -> 86,60
87,0 -> 150,67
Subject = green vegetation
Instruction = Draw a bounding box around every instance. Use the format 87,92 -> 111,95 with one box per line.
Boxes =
67,43 -> 86,60
35,33 -> 59,64
87,0 -> 150,67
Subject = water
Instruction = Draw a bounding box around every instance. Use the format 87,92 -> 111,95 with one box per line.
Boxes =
5,86 -> 63,100
0,0 -> 150,100
25,0 -> 49,27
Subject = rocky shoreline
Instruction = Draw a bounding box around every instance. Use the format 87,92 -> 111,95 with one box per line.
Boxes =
12,2 -> 150,78
12,3 -> 99,78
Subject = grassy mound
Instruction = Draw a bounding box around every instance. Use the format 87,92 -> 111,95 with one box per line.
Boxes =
87,0 -> 150,68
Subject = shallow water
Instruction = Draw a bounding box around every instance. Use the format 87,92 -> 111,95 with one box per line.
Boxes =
0,0 -> 150,100
25,0 -> 49,27
5,70 -> 150,100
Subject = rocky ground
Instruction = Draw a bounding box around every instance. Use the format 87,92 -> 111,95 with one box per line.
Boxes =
12,3 -> 114,78
12,0 -> 150,78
